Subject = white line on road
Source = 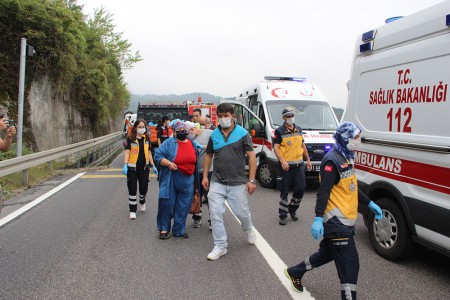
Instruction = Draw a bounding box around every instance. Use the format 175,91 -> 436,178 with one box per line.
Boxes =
225,201 -> 315,300
0,172 -> 86,228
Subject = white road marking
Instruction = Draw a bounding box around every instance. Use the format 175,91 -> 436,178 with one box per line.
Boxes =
225,201 -> 315,300
0,172 -> 86,228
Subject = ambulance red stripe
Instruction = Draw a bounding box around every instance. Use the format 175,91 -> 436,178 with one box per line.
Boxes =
252,137 -> 272,150
355,151 -> 450,195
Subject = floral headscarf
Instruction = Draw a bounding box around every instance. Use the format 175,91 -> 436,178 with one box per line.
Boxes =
172,120 -> 187,131
333,121 -> 361,162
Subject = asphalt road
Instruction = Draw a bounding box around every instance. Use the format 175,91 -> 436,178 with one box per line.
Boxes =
0,154 -> 449,300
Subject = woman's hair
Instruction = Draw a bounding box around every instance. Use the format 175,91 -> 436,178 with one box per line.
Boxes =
129,119 -> 151,141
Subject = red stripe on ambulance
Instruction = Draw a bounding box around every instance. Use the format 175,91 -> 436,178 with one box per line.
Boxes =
252,137 -> 272,150
354,151 -> 450,195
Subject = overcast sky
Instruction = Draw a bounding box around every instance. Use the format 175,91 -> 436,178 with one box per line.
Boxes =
77,0 -> 444,108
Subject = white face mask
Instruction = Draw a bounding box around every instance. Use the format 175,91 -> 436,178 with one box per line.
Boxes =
347,138 -> 361,151
137,128 -> 146,135
285,118 -> 294,125
219,117 -> 232,128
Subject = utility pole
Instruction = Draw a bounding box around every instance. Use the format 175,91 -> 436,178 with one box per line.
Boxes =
17,38 -> 35,157
17,38 -> 26,157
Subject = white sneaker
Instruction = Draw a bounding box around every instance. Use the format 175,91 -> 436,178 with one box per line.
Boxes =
246,228 -> 256,245
140,203 -> 146,212
207,246 -> 227,261
129,212 -> 136,220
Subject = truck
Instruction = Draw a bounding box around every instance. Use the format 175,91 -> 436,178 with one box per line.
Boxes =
343,1 -> 450,260
224,76 -> 340,188
137,98 -> 217,146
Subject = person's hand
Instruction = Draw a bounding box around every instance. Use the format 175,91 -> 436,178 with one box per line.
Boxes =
202,177 -> 209,191
246,181 -> 256,195
0,118 -> 7,131
306,160 -> 312,171
122,164 -> 128,175
6,125 -> 16,137
310,217 -> 324,240
152,165 -> 158,175
281,161 -> 289,171
168,162 -> 177,171
368,201 -> 383,220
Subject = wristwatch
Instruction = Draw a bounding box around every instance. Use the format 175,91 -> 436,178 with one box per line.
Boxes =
249,179 -> 256,184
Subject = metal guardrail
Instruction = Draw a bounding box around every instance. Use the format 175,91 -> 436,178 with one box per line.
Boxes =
0,131 -> 123,213
0,131 -> 123,179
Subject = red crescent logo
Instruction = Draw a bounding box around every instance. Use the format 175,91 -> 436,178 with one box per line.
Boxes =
271,88 -> 288,98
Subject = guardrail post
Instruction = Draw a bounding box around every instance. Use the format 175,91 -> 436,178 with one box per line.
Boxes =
22,169 -> 29,186
85,150 -> 90,166
48,161 -> 53,173
77,152 -> 81,169
93,145 -> 97,162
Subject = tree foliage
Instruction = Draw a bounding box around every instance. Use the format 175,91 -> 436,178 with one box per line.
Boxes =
0,0 -> 141,135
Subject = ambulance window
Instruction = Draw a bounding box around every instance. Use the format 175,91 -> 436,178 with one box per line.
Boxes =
249,96 -> 258,115
258,103 -> 265,125
233,104 -> 254,131
234,105 -> 244,127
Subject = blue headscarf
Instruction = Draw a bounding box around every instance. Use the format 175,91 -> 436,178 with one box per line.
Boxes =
333,121 -> 361,162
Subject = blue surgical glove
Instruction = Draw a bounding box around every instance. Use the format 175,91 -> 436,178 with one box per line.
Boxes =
310,217 -> 324,240
122,163 -> 128,175
368,201 -> 383,220
152,165 -> 158,175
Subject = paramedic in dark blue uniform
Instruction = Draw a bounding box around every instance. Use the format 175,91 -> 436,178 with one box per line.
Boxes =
273,107 -> 312,225
284,122 -> 383,300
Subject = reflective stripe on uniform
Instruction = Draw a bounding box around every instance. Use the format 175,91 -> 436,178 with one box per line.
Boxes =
287,160 -> 304,165
341,283 -> 357,300
305,256 -> 313,270
324,207 -> 357,226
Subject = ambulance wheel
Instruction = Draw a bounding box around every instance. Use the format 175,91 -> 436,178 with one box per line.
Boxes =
368,197 -> 414,261
256,161 -> 276,188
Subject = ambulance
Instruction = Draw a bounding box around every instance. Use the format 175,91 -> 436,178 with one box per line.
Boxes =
343,2 -> 450,260
228,76 -> 339,188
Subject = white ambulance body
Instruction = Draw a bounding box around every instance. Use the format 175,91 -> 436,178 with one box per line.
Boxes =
343,2 -> 450,260
229,76 -> 339,188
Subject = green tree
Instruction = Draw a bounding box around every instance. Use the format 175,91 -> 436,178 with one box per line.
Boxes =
0,0 -> 141,142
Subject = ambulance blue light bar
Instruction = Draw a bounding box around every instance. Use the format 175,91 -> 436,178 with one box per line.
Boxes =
362,30 -> 375,42
385,16 -> 403,24
264,76 -> 307,82
360,41 -> 373,53
446,14 -> 450,26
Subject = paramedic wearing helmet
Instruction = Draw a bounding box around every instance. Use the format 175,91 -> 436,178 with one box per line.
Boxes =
273,107 -> 312,225
284,121 -> 383,300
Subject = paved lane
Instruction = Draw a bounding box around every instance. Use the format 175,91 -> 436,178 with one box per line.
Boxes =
0,156 -> 292,300
1,153 -> 449,299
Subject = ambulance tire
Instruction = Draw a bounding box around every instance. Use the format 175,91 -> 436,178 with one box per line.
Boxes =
256,161 -> 276,189
368,197 -> 414,261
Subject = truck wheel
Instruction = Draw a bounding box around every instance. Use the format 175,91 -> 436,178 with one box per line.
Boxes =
256,161 -> 276,188
368,197 -> 414,261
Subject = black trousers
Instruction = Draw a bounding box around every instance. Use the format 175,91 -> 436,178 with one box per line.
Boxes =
278,164 -> 305,219
289,235 -> 359,300
127,168 -> 149,212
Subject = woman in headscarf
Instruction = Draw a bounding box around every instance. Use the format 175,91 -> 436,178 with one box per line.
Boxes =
284,121 -> 383,300
154,121 -> 200,239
